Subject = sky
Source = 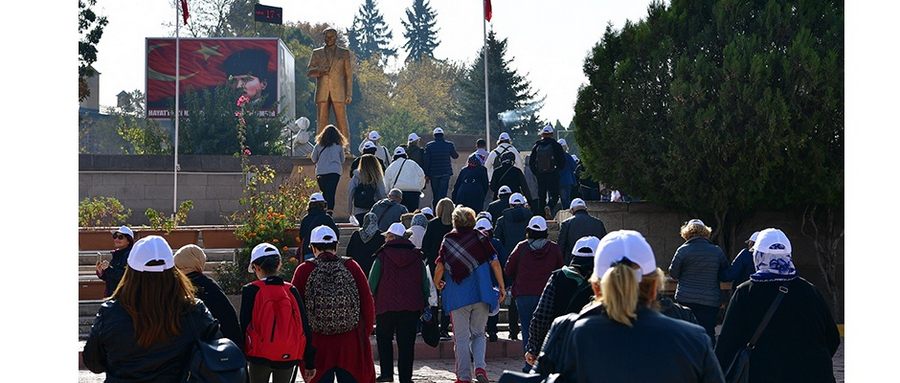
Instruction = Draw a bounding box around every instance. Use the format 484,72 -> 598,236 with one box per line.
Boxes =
92,0 -> 656,127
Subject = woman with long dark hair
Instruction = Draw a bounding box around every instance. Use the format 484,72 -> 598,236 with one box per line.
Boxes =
348,154 -> 386,223
312,124 -> 347,212
83,236 -> 222,381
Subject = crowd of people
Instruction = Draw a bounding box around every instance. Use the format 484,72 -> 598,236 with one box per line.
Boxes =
84,124 -> 840,383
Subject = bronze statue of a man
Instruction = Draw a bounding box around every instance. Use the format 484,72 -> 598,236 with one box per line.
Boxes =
307,27 -> 353,144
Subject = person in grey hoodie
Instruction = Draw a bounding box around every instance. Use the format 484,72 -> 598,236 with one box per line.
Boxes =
370,188 -> 410,232
311,125 -> 347,211
668,219 -> 729,346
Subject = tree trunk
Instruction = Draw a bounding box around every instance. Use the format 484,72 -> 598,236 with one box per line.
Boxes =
800,204 -> 844,322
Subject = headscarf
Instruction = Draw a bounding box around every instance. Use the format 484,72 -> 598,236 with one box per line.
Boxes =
411,213 -> 428,228
173,244 -> 206,274
359,212 -> 380,243
750,250 -> 798,282
467,152 -> 482,167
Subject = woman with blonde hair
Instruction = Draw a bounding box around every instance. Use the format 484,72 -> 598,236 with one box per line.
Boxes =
312,124 -> 347,212
174,244 -> 242,348
348,154 -> 386,223
531,230 -> 725,383
668,219 -> 729,345
421,197 -> 456,338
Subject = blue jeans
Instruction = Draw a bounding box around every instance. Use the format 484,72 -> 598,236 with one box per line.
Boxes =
559,185 -> 573,212
430,175 -> 451,207
515,295 -> 540,371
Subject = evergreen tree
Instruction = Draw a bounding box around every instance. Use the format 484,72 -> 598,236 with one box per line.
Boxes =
347,0 -> 397,63
401,0 -> 440,62
456,30 -> 540,148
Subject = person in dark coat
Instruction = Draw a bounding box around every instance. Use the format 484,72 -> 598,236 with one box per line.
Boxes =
531,230 -> 725,383
574,158 -> 601,201
420,197 -> 455,337
452,153 -> 490,212
368,223 -> 431,383
402,132 -> 425,168
556,139 -> 578,210
557,198 -> 608,264
528,124 -> 568,218
486,186 -> 512,226
346,212 -> 386,277
298,193 -> 340,260
422,127 -> 459,207
351,141 -> 387,177
494,193 -> 532,254
668,219 -> 730,346
95,225 -> 135,297
83,236 -> 225,382
475,218 -> 508,342
715,228 -> 840,383
722,231 -> 759,297
174,244 -> 242,348
490,151 -> 531,200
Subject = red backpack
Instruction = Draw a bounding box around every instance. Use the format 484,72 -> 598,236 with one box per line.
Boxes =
244,280 -> 306,363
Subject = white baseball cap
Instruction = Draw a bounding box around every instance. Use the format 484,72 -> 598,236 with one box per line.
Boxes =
368,131 -> 381,141
386,222 -> 407,237
498,185 -> 512,195
746,231 -> 760,243
572,236 -> 601,258
558,138 -> 568,146
408,133 -> 420,142
528,216 -> 548,231
569,198 -> 586,210
362,140 -> 376,150
541,124 -> 554,134
248,242 -> 281,272
593,230 -> 656,281
113,225 -> 134,239
310,225 -> 339,244
752,228 -> 792,255
394,146 -> 406,156
310,192 -> 325,203
127,235 -> 175,272
508,192 -> 526,205
475,218 -> 493,231
498,132 -> 511,141
685,219 -> 706,227
433,127 -> 444,135
477,211 -> 493,222
420,207 -> 434,216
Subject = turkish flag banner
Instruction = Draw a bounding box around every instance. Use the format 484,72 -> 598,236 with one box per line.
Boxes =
181,0 -> 190,24
484,0 -> 492,22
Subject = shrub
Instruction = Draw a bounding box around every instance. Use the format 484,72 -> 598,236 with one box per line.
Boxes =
79,196 -> 132,227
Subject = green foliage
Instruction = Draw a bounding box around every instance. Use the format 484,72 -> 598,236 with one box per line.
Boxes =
145,201 -> 194,234
79,196 -> 132,227
401,0 -> 440,62
78,0 -> 108,102
347,0 -> 397,63
111,90 -> 173,154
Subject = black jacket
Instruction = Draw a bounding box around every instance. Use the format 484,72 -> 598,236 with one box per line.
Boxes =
186,272 -> 242,349
558,211 -> 608,264
403,143 -> 425,169
715,277 -> 840,383
346,231 -> 386,277
240,276 -> 317,369
99,246 -> 132,297
537,305 -> 725,383
528,137 -> 567,175
452,165 -> 489,212
486,198 -> 509,226
83,299 -> 220,382
494,206 -> 531,253
490,164 -> 530,199
421,218 -> 452,272
299,207 -> 339,256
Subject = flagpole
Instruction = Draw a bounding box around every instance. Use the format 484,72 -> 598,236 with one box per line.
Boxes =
482,1 -> 491,151
173,0 -> 180,217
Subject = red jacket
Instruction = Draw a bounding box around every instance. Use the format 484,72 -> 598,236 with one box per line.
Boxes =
504,240 -> 564,297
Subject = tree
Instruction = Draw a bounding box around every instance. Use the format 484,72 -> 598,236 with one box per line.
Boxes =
110,90 -> 173,155
574,0 -> 843,318
79,0 -> 108,102
456,30 -> 541,148
401,0 -> 440,62
347,0 -> 397,63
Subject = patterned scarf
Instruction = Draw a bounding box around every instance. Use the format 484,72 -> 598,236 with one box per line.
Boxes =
411,213 -> 428,228
359,212 -> 380,243
440,228 -> 495,283
750,250 -> 798,282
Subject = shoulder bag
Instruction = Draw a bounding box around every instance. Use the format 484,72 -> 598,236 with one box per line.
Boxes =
723,284 -> 789,383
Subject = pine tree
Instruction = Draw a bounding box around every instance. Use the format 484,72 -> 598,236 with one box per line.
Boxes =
347,0 -> 397,63
401,0 -> 440,62
456,30 -> 540,148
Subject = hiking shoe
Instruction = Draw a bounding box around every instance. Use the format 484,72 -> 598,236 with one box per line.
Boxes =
475,368 -> 489,383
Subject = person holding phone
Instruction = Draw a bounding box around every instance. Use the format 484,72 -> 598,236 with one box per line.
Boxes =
96,225 -> 135,297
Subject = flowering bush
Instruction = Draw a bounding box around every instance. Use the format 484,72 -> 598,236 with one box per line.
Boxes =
78,196 -> 132,227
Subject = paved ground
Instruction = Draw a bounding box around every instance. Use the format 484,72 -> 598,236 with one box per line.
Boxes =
79,340 -> 844,382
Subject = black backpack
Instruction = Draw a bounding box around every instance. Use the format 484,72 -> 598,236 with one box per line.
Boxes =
534,142 -> 556,173
492,145 -> 512,168
353,183 -> 377,209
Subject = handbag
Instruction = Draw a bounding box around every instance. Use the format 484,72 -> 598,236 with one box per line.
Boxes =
184,312 -> 248,383
723,284 -> 789,383
420,305 -> 440,348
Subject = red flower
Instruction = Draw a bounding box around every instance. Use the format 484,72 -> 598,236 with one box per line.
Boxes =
236,95 -> 250,107
243,148 -> 252,156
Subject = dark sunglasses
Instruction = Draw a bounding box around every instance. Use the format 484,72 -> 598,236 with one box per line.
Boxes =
112,233 -> 127,240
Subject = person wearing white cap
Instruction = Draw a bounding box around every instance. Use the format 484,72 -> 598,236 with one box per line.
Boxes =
486,131 -> 524,181
721,231 -> 760,296
557,198 -> 608,264
489,150 -> 532,201
402,132 -> 425,168
524,236 -> 600,364
357,130 -> 391,164
242,242 -> 317,383
298,192 -> 340,260
422,127 -> 459,207
486,185 -> 513,225
504,215 -> 564,371
383,145 -> 426,213
290,225 -> 377,383
716,228 -> 840,383
368,222 -> 432,383
311,124 -> 347,211
83,236 -> 229,381
556,138 -> 578,210
96,225 -> 136,297
494,194 -> 533,291
452,152 -> 490,212
351,141 -> 387,176
532,230 -> 725,382
529,123 -> 568,218
668,219 -> 730,346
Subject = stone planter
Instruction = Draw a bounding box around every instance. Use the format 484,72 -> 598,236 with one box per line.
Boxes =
79,228 -> 116,251
138,230 -> 200,248
199,227 -> 243,249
